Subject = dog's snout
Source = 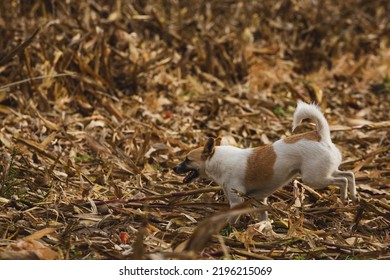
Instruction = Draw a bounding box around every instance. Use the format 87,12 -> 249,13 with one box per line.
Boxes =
173,165 -> 180,173
173,163 -> 185,174
173,162 -> 191,174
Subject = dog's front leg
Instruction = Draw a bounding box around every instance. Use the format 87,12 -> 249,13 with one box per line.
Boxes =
227,191 -> 245,208
258,197 -> 268,221
223,187 -> 269,224
222,186 -> 245,224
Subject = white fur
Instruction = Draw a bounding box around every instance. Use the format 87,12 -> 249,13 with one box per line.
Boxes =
203,102 -> 357,222
293,101 -> 331,143
205,146 -> 252,206
272,138 -> 342,188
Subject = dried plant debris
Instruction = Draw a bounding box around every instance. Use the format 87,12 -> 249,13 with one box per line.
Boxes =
0,0 -> 389,260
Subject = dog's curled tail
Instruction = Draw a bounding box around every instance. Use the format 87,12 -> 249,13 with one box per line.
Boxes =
292,101 -> 331,143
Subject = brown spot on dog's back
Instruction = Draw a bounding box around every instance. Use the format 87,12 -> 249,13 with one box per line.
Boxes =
283,131 -> 321,144
244,145 -> 276,194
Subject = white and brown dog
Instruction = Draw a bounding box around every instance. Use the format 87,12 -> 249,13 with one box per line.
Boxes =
173,101 -> 357,221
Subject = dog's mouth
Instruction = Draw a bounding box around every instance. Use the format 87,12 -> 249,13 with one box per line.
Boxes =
183,169 -> 200,184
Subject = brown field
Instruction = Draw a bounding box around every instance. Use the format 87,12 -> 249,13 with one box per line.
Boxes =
0,0 -> 389,259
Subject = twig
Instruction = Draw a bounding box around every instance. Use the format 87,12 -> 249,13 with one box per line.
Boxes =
0,27 -> 40,65
127,186 -> 222,202
0,73 -> 76,91
230,248 -> 274,260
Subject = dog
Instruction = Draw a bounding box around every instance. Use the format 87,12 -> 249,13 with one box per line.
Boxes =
173,101 -> 357,221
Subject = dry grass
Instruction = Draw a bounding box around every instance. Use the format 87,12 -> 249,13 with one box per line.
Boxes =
0,0 -> 389,260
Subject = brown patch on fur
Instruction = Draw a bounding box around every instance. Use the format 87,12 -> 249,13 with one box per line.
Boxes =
187,148 -> 203,162
244,145 -> 276,194
283,131 -> 321,144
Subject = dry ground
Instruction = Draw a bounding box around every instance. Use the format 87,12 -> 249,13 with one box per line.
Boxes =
0,0 -> 389,259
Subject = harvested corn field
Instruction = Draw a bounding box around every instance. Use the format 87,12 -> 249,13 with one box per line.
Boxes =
0,0 -> 389,260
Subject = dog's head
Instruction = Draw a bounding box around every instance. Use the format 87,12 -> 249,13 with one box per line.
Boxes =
173,138 -> 216,183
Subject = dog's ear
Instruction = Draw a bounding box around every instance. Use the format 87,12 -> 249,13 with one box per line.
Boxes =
202,138 -> 215,160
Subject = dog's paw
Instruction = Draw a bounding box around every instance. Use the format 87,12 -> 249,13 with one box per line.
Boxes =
352,194 -> 360,204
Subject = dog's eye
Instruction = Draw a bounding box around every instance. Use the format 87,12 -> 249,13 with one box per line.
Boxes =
185,157 -> 191,163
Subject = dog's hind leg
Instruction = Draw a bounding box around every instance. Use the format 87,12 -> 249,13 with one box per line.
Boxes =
333,170 -> 357,202
302,175 -> 349,203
